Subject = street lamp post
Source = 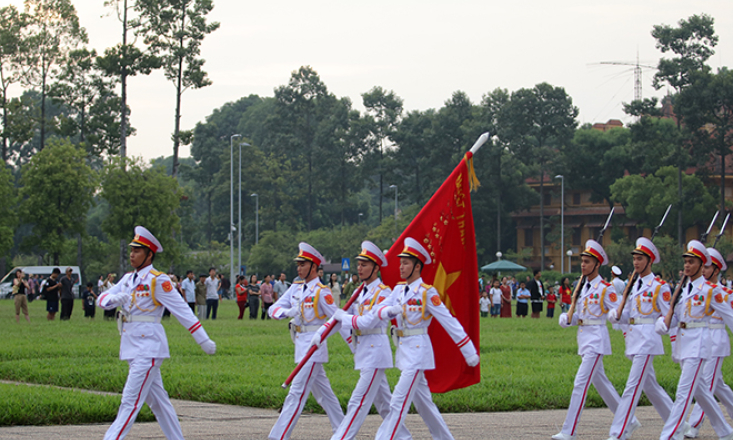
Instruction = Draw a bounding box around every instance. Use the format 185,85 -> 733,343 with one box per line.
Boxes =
555,175 -> 564,273
389,184 -> 398,239
358,213 -> 363,224
566,249 -> 573,273
238,142 -> 250,279
251,193 -> 259,245
230,134 -> 241,297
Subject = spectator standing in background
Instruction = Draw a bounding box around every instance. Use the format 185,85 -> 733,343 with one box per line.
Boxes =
205,268 -> 220,320
235,276 -> 248,319
195,274 -> 207,320
328,273 -> 341,305
44,268 -> 62,320
500,277 -> 512,318
317,267 -> 326,284
528,270 -> 545,319
82,282 -> 97,319
559,277 -> 572,313
12,269 -> 30,323
516,281 -> 530,318
97,275 -> 104,294
59,267 -> 75,320
220,274 -> 231,300
545,286 -> 557,318
479,291 -> 490,318
489,279 -> 502,318
181,271 -> 197,313
247,274 -> 260,320
260,274 -> 274,320
274,272 -> 289,300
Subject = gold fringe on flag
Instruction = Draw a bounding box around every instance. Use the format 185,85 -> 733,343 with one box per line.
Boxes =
464,153 -> 480,192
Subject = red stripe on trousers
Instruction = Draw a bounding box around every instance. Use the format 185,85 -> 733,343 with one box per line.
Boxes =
116,359 -> 155,440
692,357 -> 721,428
339,369 -> 379,439
280,363 -> 316,440
617,355 -> 650,436
669,359 -> 703,440
571,354 -> 602,436
390,372 -> 420,440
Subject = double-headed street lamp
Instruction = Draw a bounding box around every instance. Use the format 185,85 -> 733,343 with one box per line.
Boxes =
238,142 -> 250,278
555,174 -> 564,273
230,134 -> 241,296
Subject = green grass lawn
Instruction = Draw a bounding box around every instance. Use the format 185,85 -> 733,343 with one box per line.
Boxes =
0,299 -> 707,425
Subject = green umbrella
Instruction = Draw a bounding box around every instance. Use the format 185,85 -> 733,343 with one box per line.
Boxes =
480,260 -> 527,273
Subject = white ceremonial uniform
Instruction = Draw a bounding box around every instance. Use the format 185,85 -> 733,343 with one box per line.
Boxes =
558,275 -> 636,438
687,284 -> 733,435
97,264 -> 212,440
332,279 -> 411,440
609,274 -> 673,439
371,278 -> 476,440
659,277 -> 733,440
268,278 -> 344,440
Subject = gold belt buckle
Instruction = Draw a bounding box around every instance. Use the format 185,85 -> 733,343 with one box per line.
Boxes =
397,330 -> 405,337
679,322 -> 687,329
354,330 -> 363,336
294,325 -> 302,333
577,319 -> 584,326
629,318 -> 635,325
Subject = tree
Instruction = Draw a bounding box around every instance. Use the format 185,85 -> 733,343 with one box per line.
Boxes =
651,13 -> 718,246
20,0 -> 87,151
362,86 -> 403,221
97,0 -> 161,159
137,0 -> 219,178
676,68 -> 733,215
19,140 -> 96,265
0,5 -> 28,162
0,164 -> 16,259
500,82 -> 578,269
611,166 -> 717,238
100,156 -> 181,274
50,48 -> 123,158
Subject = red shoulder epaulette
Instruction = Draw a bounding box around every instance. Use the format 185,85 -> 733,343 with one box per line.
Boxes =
706,280 -> 716,287
601,280 -> 611,287
655,276 -> 666,285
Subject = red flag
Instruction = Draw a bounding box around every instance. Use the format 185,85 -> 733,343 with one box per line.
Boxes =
381,152 -> 481,393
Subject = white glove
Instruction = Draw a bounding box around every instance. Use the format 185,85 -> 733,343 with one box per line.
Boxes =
200,339 -> 216,355
607,309 -> 619,324
465,354 -> 480,367
558,313 -> 570,328
385,304 -> 402,318
655,317 -> 668,335
283,307 -> 299,318
332,309 -> 348,321
310,332 -> 323,348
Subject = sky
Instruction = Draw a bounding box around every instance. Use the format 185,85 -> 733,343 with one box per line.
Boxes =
8,0 -> 733,161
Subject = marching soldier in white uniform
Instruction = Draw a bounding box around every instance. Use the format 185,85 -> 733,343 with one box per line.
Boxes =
327,241 -> 412,440
554,240 -> 638,440
268,242 -> 344,440
347,237 -> 479,440
684,247 -> 733,439
96,226 -> 217,440
654,240 -> 733,440
607,237 -> 673,440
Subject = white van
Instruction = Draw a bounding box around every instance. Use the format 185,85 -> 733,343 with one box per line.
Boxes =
0,266 -> 82,299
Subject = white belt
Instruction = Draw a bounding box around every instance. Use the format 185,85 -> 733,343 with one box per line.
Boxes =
679,322 -> 707,329
577,318 -> 605,326
354,328 -> 387,336
629,317 -> 656,325
709,323 -> 726,329
121,315 -> 161,323
396,328 -> 428,337
292,324 -> 321,333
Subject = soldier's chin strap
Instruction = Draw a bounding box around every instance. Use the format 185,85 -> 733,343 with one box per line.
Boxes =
407,259 -> 421,282
361,264 -> 378,283
135,248 -> 153,272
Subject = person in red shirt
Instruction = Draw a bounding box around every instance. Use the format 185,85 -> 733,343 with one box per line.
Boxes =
546,286 -> 557,318
235,275 -> 248,319
559,277 -> 572,313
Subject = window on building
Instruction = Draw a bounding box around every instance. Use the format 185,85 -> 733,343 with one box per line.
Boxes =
628,226 -> 638,240
572,229 -> 581,246
544,193 -> 552,206
573,193 -> 581,205
524,229 -> 534,247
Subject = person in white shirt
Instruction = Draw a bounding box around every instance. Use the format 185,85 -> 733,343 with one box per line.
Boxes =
479,292 -> 490,318
180,270 -> 197,313
204,267 -> 220,320
490,279 -> 502,318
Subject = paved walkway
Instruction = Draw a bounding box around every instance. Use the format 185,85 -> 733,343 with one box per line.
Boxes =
0,396 -> 726,440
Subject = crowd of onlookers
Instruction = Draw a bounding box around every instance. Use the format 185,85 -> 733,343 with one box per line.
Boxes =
479,272 -> 572,319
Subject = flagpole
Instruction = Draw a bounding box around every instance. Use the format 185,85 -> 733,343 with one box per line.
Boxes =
470,132 -> 490,155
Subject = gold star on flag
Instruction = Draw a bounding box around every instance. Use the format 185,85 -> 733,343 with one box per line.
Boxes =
433,263 -> 460,315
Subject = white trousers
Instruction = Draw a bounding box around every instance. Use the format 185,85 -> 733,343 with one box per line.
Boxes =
104,358 -> 183,440
687,356 -> 733,430
269,361 -> 344,440
330,368 -> 411,440
560,353 -> 634,437
375,369 -> 453,440
609,355 -> 672,438
660,358 -> 733,440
